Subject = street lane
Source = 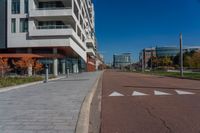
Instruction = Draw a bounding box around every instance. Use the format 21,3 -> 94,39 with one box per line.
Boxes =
101,70 -> 200,133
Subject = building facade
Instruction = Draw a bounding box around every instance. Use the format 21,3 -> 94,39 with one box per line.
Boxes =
156,46 -> 179,57
139,48 -> 156,69
139,46 -> 200,69
113,53 -> 132,69
184,46 -> 200,53
0,0 -> 96,76
96,53 -> 104,70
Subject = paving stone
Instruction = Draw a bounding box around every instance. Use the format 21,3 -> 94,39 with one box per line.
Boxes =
0,72 -> 101,133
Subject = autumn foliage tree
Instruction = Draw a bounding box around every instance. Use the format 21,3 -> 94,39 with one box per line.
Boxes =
33,60 -> 43,75
148,56 -> 159,68
160,57 -> 173,67
13,57 -> 34,75
191,51 -> 200,69
13,57 -> 43,76
0,58 -> 11,77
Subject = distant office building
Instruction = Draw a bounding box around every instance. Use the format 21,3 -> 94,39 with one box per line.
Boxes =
156,46 -> 179,57
139,48 -> 156,68
184,46 -> 200,53
139,46 -> 200,69
113,53 -> 132,68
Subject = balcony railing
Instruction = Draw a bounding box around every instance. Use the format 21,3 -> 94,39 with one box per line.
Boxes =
36,25 -> 72,30
36,7 -> 72,10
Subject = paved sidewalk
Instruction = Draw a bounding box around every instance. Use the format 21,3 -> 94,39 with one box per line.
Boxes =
0,72 -> 101,133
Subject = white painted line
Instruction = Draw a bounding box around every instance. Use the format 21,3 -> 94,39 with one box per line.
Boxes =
175,90 -> 195,95
109,91 -> 124,97
132,91 -> 148,96
154,90 -> 171,96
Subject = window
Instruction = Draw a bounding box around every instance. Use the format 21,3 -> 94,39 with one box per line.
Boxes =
12,0 -> 20,14
11,19 -> 16,33
24,0 -> 28,13
20,18 -> 28,32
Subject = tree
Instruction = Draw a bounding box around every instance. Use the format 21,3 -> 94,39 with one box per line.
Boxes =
0,58 -> 11,77
147,56 -> 159,68
159,57 -> 173,67
33,60 -> 43,75
173,51 -> 196,68
183,55 -> 192,68
13,57 -> 35,75
191,51 -> 200,68
13,57 -> 44,76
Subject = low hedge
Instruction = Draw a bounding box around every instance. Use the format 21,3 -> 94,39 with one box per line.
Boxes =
0,76 -> 43,88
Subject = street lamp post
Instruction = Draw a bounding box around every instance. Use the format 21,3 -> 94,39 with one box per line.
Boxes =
142,49 -> 145,72
151,48 -> 153,71
180,33 -> 184,77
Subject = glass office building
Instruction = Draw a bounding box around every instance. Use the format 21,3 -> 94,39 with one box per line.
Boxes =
156,47 -> 179,57
113,53 -> 132,68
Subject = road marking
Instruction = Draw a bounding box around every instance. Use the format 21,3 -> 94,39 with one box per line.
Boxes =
154,90 -> 171,96
109,91 -> 124,96
132,91 -> 148,96
175,90 -> 195,95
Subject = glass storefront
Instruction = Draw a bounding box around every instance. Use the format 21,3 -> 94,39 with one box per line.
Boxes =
39,57 -> 86,75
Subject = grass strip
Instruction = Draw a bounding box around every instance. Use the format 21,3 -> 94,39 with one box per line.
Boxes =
138,71 -> 200,80
0,76 -> 43,88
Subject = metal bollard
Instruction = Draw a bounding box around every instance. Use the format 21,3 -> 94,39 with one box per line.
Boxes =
66,68 -> 70,78
44,65 -> 49,83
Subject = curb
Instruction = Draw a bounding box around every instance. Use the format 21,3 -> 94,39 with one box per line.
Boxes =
0,76 -> 66,93
75,71 -> 104,133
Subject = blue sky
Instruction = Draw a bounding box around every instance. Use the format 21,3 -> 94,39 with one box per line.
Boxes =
93,0 -> 200,63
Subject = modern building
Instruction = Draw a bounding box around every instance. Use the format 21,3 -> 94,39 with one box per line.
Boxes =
156,46 -> 179,57
95,53 -> 104,70
0,0 -> 97,76
184,46 -> 200,53
139,46 -> 200,69
139,48 -> 156,68
113,53 -> 132,69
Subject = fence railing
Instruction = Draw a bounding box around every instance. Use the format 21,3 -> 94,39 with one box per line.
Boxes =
36,25 -> 72,30
36,7 -> 72,10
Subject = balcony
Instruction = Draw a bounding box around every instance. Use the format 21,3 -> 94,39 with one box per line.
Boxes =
29,7 -> 73,18
87,48 -> 96,56
86,38 -> 95,48
29,0 -> 74,17
29,23 -> 87,50
36,25 -> 72,30
29,25 -> 74,37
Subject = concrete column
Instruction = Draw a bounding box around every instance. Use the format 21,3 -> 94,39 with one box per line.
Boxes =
73,62 -> 79,74
20,0 -> 24,14
53,48 -> 58,76
72,0 -> 74,10
53,59 -> 58,76
62,62 -> 66,75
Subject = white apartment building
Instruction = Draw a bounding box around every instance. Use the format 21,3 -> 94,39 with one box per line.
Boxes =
0,0 -> 96,76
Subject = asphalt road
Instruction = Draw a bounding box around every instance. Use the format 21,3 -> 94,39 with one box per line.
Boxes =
101,70 -> 200,133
